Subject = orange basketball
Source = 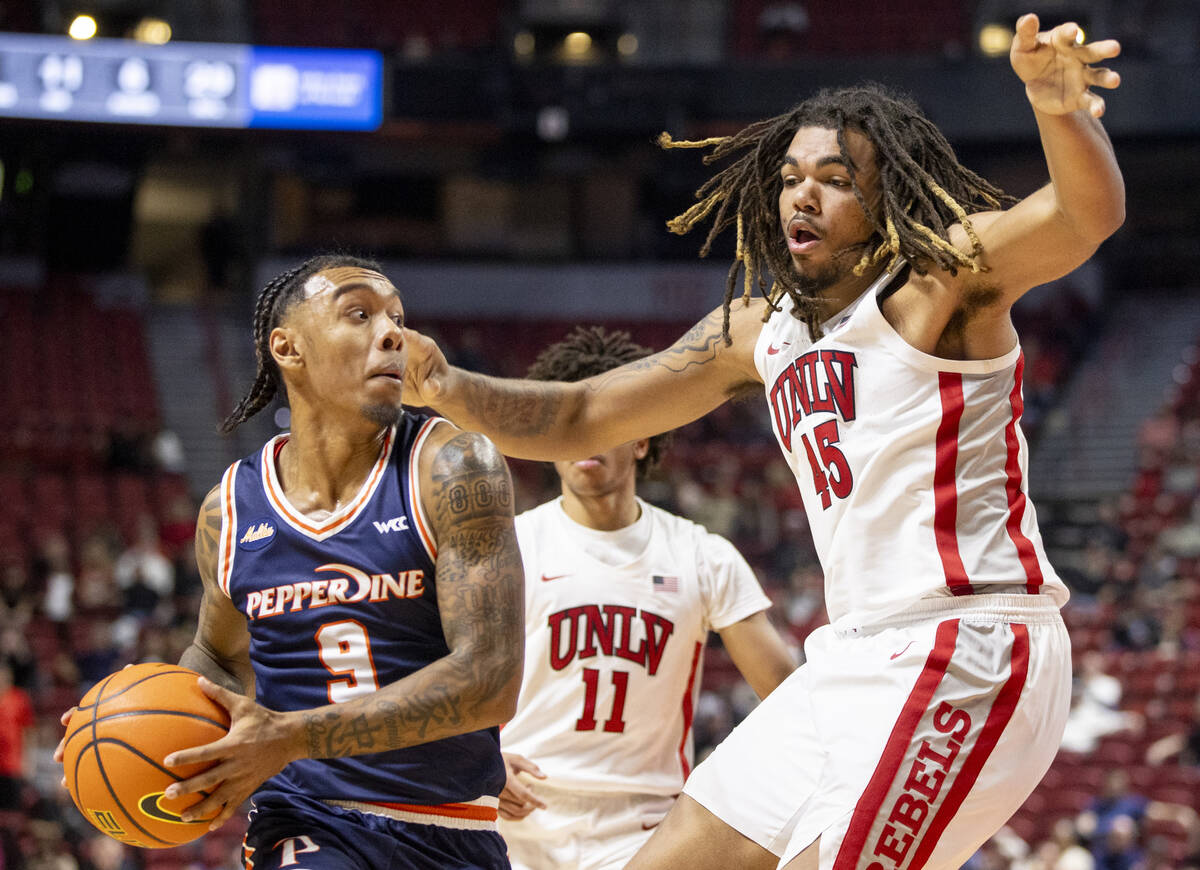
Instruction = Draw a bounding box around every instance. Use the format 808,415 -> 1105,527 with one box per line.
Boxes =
61,662 -> 231,849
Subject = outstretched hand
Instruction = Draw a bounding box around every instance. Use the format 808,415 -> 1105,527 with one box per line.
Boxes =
1010,13 -> 1120,118
161,677 -> 301,831
402,327 -> 453,410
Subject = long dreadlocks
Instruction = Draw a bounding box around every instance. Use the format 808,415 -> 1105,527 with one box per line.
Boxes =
220,253 -> 383,434
526,326 -> 670,478
660,83 -> 1015,341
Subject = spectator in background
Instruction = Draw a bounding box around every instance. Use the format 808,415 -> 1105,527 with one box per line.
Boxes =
38,534 -> 76,625
1059,652 -> 1143,754
1146,694 -> 1200,766
72,621 -> 120,688
0,559 -> 32,627
157,493 -> 196,560
1040,817 -> 1097,870
113,514 -> 173,613
73,536 -> 119,619
24,818 -> 78,870
0,662 -> 34,811
1077,769 -> 1198,868
1091,814 -> 1143,870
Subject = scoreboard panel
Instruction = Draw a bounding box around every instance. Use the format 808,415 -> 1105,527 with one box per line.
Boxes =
0,33 -> 383,130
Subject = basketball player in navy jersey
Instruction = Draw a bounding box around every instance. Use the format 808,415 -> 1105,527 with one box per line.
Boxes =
60,255 -> 525,869
401,16 -> 1124,870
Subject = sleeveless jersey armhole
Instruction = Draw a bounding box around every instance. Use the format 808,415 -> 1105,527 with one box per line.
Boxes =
407,416 -> 453,563
216,460 -> 241,599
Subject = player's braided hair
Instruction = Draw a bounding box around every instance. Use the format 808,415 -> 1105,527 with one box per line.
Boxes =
659,83 -> 1016,341
526,326 -> 670,478
220,254 -> 383,434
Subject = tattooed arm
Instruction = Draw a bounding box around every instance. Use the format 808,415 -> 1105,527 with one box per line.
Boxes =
179,485 -> 255,695
297,427 -> 524,757
164,432 -> 523,829
402,297 -> 767,461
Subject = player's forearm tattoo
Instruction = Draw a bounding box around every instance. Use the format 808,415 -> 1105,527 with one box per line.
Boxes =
460,375 -> 569,438
590,312 -> 724,389
300,433 -> 523,760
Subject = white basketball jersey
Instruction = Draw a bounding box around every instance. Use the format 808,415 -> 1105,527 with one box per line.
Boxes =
501,498 -> 771,796
753,261 -> 1068,632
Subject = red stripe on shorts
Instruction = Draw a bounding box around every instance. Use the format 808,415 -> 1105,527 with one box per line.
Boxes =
1002,356 -> 1044,594
905,623 -> 1031,869
934,373 -> 972,595
832,619 -> 961,869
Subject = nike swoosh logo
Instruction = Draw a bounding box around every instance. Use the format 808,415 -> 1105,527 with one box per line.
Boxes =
890,641 -> 915,661
540,574 -> 570,583
642,821 -> 661,830
766,342 -> 791,355
138,792 -> 207,825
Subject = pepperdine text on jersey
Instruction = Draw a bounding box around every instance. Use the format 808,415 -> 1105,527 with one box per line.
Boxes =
244,562 -> 426,620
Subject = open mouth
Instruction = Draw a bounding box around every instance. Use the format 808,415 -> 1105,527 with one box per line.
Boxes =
787,222 -> 822,254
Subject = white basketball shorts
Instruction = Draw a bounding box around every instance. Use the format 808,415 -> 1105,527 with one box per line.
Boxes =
500,784 -> 675,870
682,593 -> 1071,870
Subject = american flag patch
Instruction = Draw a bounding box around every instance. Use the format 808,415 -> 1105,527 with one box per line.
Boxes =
652,574 -> 679,592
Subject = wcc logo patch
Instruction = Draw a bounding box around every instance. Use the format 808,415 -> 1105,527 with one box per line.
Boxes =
238,518 -> 276,551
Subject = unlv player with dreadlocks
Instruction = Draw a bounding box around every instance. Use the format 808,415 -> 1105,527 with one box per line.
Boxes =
402,15 -> 1124,870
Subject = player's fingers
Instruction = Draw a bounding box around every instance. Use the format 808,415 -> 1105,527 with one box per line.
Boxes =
59,707 -> 76,726
1012,13 -> 1040,51
509,755 -> 547,779
1083,91 -> 1106,118
1050,22 -> 1082,52
1086,66 -> 1120,90
1078,39 -> 1121,62
207,799 -> 240,830
164,756 -> 230,796
164,731 -> 235,769
195,676 -> 242,712
498,797 -> 526,820
509,782 -> 547,810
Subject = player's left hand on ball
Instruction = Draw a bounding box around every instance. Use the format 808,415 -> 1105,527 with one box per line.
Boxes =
162,677 -> 300,831
54,706 -> 78,787
499,753 -> 547,821
1010,13 -> 1120,117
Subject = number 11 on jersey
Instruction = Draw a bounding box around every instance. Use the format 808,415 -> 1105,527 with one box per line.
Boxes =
575,668 -> 629,733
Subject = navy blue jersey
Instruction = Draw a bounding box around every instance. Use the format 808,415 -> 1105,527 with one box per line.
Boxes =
215,413 -> 505,807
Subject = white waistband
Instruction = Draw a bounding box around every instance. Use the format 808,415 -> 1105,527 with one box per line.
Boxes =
837,592 -> 1064,637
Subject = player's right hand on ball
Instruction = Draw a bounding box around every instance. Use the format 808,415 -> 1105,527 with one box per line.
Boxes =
499,753 -> 548,821
401,327 -> 452,409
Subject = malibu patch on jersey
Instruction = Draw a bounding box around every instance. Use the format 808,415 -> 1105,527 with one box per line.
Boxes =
238,518 -> 276,551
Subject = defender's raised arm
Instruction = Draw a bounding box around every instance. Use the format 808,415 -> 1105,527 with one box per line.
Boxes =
401,300 -> 765,461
